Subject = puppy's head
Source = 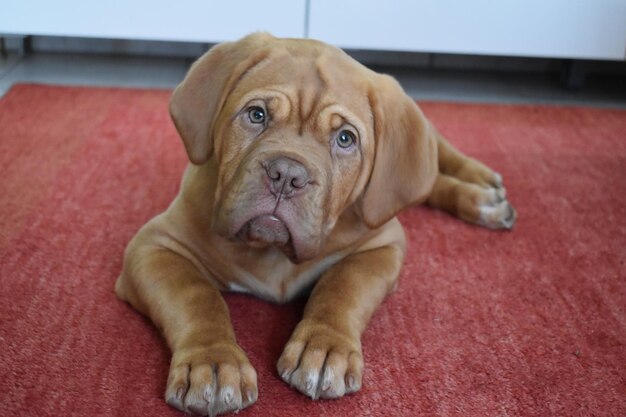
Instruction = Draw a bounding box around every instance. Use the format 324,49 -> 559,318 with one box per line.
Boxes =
170,33 -> 437,262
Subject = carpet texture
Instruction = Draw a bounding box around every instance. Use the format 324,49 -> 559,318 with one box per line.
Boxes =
1,84 -> 625,417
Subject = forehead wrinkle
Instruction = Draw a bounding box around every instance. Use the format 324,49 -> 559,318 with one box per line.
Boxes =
229,85 -> 295,125
302,56 -> 373,140
297,61 -> 328,136
231,54 -> 273,92
317,104 -> 368,137
264,86 -> 295,121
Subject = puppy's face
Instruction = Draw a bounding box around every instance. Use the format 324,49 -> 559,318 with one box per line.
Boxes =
211,53 -> 375,261
170,34 -> 438,262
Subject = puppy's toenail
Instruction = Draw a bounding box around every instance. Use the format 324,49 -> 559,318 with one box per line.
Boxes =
203,387 -> 212,401
223,391 -> 233,404
494,172 -> 503,186
347,375 -> 356,389
496,188 -> 506,202
245,389 -> 255,402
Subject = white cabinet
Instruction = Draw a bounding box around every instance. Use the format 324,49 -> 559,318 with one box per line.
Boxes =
309,0 -> 626,60
1,1 -> 625,60
0,1 -> 306,42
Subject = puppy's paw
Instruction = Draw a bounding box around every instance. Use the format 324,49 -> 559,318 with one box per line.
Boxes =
165,343 -> 258,416
456,181 -> 516,230
476,189 -> 516,230
277,320 -> 363,400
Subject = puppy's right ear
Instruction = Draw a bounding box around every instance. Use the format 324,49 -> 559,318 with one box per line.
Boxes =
169,33 -> 272,164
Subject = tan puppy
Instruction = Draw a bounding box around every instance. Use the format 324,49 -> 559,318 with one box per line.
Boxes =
115,33 -> 515,416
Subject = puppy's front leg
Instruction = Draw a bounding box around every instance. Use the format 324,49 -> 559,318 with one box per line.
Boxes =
277,244 -> 403,399
115,248 -> 257,416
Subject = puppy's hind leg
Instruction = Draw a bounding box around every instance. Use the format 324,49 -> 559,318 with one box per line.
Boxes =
427,174 -> 516,229
426,129 -> 516,229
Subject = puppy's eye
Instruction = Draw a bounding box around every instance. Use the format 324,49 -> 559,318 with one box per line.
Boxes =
336,130 -> 355,149
248,106 -> 266,124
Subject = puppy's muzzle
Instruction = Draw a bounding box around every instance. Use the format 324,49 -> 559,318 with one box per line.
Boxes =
265,157 -> 310,197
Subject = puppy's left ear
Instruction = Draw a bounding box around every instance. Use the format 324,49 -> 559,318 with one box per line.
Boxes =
359,74 -> 439,228
170,32 -> 272,164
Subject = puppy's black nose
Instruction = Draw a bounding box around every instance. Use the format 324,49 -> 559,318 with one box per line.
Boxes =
266,157 -> 309,195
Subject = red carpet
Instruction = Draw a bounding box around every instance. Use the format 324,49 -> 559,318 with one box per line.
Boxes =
1,84 -> 625,416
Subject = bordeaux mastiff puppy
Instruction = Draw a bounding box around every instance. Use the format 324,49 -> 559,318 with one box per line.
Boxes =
115,32 -> 516,416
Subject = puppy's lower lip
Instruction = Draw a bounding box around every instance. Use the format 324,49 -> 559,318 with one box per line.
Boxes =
237,214 -> 290,246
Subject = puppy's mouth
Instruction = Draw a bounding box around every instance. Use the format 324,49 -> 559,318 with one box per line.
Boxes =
235,214 -> 298,260
234,179 -> 299,260
236,214 -> 290,247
